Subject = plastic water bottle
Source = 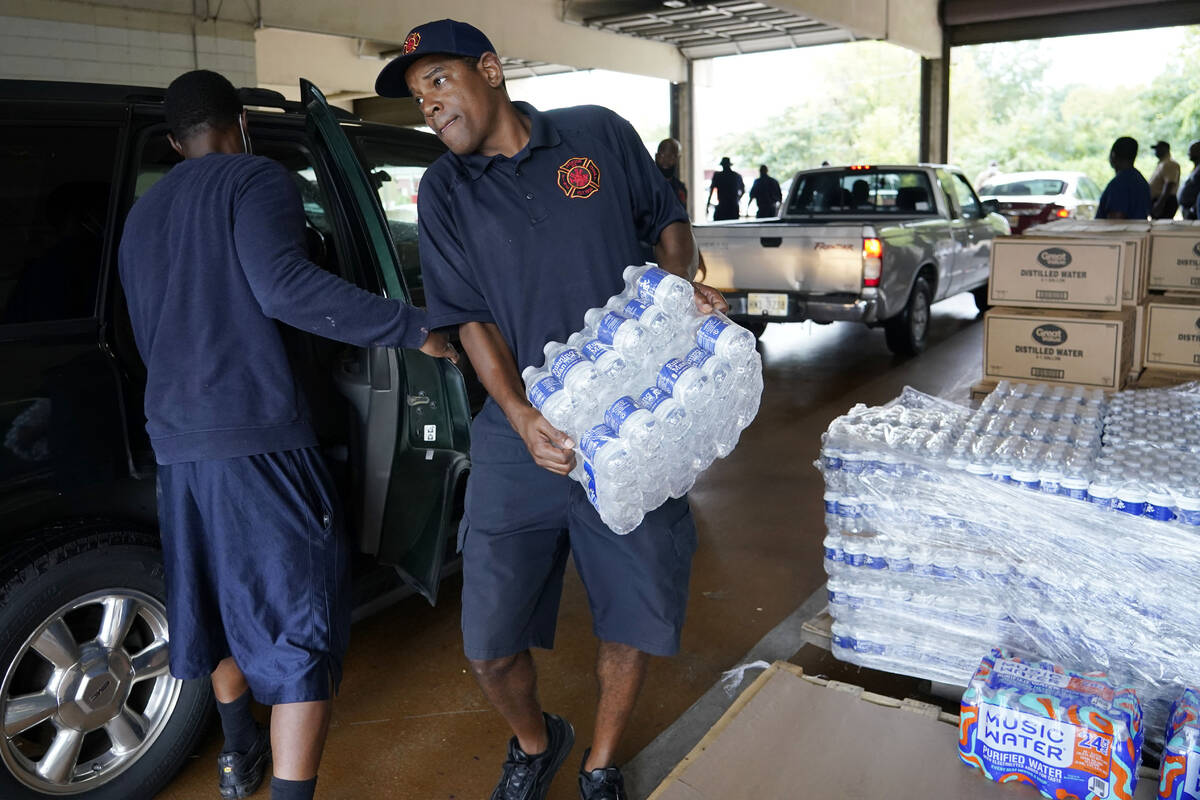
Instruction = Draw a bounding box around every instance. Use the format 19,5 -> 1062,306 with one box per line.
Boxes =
584,308 -> 649,363
1113,481 -> 1147,516
637,387 -> 690,441
1087,472 -> 1117,510
623,264 -> 694,319
684,347 -> 736,400
521,369 -> 579,435
577,424 -> 636,488
656,357 -> 714,413
609,296 -> 673,341
579,462 -> 642,535
689,311 -> 756,362
543,341 -> 602,407
604,395 -> 663,456
1175,490 -> 1200,529
567,332 -> 628,382
1144,487 -> 1176,522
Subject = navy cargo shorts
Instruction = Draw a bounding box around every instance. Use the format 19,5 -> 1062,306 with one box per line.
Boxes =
459,401 -> 698,660
156,446 -> 350,705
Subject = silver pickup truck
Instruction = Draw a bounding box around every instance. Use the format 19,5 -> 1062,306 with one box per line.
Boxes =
694,164 -> 1010,354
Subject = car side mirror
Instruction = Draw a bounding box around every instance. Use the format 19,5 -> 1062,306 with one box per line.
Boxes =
982,198 -> 1001,216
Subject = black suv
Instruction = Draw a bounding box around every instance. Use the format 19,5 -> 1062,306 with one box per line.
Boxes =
0,79 -> 477,799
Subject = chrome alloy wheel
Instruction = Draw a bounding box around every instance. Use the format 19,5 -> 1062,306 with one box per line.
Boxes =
0,590 -> 179,795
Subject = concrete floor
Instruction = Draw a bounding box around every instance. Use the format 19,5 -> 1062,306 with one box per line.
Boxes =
156,293 -> 985,800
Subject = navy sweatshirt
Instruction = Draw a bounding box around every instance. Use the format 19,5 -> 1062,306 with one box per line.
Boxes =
118,153 -> 429,465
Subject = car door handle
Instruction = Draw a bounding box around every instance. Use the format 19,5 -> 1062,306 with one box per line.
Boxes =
760,237 -> 782,248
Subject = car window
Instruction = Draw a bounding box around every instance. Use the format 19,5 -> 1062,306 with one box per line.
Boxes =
979,178 -> 1066,196
353,136 -> 442,306
1080,177 -> 1101,201
0,124 -> 119,324
134,132 -> 348,279
786,169 -> 936,215
950,173 -> 983,220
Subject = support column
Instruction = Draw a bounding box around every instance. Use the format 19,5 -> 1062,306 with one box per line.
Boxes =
682,61 -> 696,221
918,37 -> 950,164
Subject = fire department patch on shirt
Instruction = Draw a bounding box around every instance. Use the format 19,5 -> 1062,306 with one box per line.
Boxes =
558,156 -> 600,199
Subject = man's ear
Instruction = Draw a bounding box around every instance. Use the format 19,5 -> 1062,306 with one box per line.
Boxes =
478,52 -> 505,89
167,132 -> 184,158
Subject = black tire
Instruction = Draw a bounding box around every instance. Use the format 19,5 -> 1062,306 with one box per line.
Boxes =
742,319 -> 768,339
884,277 -> 932,356
0,525 -> 212,800
971,282 -> 990,314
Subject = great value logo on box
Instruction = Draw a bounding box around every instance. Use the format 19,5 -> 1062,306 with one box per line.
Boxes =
1160,688 -> 1200,800
984,309 -> 1132,388
990,239 -> 1125,311
1149,234 -> 1200,292
1145,301 -> 1200,373
960,650 -> 1143,800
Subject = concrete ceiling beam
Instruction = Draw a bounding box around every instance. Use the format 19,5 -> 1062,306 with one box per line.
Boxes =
258,0 -> 686,82
763,0 -> 943,58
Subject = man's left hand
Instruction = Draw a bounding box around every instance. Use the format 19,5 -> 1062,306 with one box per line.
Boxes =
691,281 -> 728,314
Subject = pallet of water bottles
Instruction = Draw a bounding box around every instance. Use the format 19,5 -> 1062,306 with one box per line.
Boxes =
817,380 -> 1200,743
522,264 -> 763,534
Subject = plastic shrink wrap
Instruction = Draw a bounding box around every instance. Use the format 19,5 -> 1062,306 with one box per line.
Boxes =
818,380 -> 1200,743
524,264 -> 763,534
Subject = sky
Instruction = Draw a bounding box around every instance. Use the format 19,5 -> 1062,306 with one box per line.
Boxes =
505,24 -> 1192,212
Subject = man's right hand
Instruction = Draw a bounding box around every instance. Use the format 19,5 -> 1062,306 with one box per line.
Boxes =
512,406 -> 576,475
419,330 -> 459,363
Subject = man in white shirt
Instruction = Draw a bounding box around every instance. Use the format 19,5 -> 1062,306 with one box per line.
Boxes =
1149,140 -> 1181,219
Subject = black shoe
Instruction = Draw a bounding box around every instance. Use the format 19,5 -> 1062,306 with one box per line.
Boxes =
578,748 -> 627,800
489,712 -> 575,800
217,725 -> 271,799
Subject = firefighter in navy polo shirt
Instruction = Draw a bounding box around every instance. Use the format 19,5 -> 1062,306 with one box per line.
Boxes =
376,19 -> 728,800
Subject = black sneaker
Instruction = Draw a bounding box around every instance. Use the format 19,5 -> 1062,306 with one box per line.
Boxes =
488,712 -> 575,800
578,748 -> 627,800
217,725 -> 271,799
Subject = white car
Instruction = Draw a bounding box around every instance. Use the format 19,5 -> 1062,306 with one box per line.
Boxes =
976,170 -> 1102,233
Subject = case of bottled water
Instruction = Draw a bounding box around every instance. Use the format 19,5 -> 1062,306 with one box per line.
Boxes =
522,264 -> 763,534
818,379 -> 1200,743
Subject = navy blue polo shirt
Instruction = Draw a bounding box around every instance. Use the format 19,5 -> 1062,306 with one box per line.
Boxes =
1097,167 -> 1151,220
417,102 -> 688,372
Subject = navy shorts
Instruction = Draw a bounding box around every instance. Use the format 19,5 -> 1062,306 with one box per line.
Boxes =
460,403 -> 698,660
156,447 -> 350,705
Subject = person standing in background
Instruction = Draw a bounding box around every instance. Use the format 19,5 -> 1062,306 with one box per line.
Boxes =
1149,140 -> 1181,219
975,160 -> 1001,190
747,164 -> 782,218
707,156 -> 744,220
1096,137 -> 1151,220
655,138 -> 688,210
1177,140 -> 1200,221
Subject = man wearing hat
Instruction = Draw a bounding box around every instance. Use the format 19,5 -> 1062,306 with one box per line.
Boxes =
1149,140 -> 1181,219
374,18 -> 727,800
1176,140 -> 1200,221
706,156 -> 744,220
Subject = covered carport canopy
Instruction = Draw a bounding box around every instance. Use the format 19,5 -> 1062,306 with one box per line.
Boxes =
251,0 -> 1200,211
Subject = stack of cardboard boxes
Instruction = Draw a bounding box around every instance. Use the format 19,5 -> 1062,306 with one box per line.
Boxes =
981,219 -> 1200,392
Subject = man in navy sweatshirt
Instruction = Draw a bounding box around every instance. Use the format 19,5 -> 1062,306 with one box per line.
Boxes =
118,70 -> 455,800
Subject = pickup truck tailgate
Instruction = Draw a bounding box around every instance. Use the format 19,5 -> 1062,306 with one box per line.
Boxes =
696,223 -> 865,294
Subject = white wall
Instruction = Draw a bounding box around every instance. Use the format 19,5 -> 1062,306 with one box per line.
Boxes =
0,2 -> 256,88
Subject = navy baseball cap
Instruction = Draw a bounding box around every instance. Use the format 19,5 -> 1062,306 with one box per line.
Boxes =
375,19 -> 496,98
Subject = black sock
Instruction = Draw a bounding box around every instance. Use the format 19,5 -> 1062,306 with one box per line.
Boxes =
270,776 -> 317,800
215,690 -> 257,755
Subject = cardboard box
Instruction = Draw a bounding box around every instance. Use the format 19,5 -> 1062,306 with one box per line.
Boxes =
1144,297 -> 1200,374
989,237 -> 1126,311
649,662 -> 1156,800
1148,230 -> 1200,293
1132,302 -> 1146,375
983,307 -> 1136,389
1011,230 -> 1147,305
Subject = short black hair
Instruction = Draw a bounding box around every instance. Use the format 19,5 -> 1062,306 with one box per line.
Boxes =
1111,136 -> 1138,162
164,70 -> 242,142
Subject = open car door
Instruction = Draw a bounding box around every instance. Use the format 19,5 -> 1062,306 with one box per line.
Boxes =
301,79 -> 470,604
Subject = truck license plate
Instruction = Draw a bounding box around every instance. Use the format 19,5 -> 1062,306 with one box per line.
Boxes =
747,293 -> 787,317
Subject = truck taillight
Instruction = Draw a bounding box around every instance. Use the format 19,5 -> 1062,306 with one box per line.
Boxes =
863,237 -> 883,287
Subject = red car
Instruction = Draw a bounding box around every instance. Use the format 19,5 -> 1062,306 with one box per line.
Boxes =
976,171 -> 1102,233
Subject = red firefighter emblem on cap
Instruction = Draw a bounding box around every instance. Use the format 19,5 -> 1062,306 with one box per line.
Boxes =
557,157 -> 600,199
402,32 -> 421,54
